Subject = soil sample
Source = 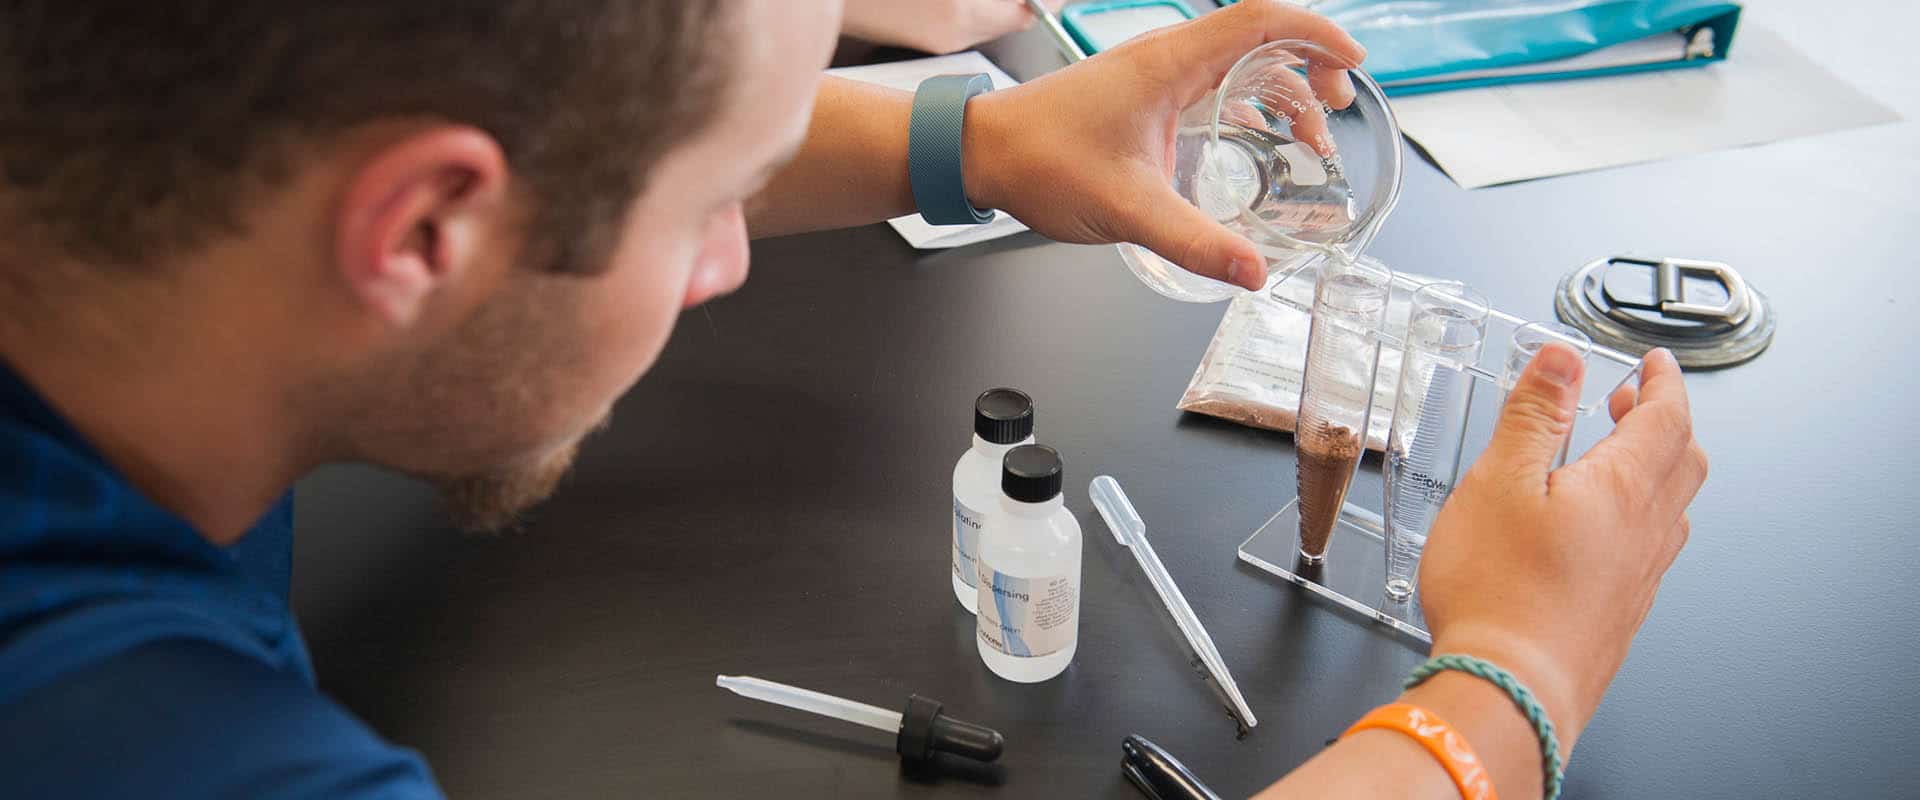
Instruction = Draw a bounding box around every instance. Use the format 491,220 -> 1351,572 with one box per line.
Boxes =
1296,421 -> 1363,562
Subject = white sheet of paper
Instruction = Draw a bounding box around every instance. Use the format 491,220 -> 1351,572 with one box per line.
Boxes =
827,52 -> 1030,249
1388,26 -> 1903,189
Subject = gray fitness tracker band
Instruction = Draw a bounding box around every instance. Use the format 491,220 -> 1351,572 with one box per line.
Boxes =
909,73 -> 995,225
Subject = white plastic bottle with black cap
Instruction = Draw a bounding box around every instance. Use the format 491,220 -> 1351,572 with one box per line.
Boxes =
976,444 -> 1081,683
951,389 -> 1035,613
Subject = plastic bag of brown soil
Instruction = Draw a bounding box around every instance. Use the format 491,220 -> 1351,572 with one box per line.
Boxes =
1176,271 -> 1438,452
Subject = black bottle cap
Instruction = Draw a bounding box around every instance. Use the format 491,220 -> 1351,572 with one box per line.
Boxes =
974,388 -> 1034,444
897,694 -> 1004,763
1001,444 -> 1064,504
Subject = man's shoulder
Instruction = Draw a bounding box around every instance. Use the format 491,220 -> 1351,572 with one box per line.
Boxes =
0,637 -> 442,799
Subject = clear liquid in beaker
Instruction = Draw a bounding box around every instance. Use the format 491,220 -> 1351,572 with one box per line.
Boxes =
1202,123 -> 1357,247
1117,39 -> 1404,303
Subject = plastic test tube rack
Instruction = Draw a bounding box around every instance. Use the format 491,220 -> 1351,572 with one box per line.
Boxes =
1235,265 -> 1642,645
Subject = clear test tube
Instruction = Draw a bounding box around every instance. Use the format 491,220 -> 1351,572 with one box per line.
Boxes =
1294,255 -> 1393,564
1503,322 -> 1594,469
1382,282 -> 1490,602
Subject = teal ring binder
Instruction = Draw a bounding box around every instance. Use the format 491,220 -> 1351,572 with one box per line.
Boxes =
1229,0 -> 1742,96
1059,0 -> 1197,56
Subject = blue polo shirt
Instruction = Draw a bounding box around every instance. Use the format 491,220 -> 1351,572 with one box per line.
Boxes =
0,361 -> 440,798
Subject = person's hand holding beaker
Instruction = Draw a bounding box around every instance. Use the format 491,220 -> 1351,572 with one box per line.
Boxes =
958,0 -> 1365,292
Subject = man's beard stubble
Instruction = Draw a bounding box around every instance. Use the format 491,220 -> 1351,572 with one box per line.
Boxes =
431,439 -> 580,533
430,411 -> 609,533
329,255 -> 625,535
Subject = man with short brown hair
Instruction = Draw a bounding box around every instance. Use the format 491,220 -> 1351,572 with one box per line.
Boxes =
0,2 -> 1704,798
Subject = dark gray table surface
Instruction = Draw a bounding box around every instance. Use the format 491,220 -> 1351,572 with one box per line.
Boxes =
295,4 -> 1920,797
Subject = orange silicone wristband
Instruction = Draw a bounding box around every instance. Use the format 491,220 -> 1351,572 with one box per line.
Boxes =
1344,703 -> 1498,800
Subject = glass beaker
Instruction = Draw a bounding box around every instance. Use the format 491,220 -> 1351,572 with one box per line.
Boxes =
1503,322 -> 1594,469
1118,39 -> 1404,303
1294,255 -> 1393,564
1382,282 -> 1490,602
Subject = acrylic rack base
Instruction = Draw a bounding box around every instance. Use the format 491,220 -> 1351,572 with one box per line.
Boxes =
1238,497 -> 1432,645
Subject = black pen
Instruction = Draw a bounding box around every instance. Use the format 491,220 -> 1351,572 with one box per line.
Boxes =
1122,735 -> 1223,800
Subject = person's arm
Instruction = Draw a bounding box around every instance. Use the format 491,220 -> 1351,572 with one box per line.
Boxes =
839,0 -> 1069,55
1254,670 -> 1561,799
746,0 -> 1368,291
745,76 -> 916,239
1254,346 -> 1707,800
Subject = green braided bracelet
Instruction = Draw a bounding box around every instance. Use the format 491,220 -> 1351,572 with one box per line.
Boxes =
1406,654 -> 1565,800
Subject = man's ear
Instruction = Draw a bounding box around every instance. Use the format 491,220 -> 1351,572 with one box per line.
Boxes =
335,126 -> 510,327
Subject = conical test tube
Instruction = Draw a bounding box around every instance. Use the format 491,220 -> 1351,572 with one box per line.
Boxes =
1502,322 -> 1593,470
1294,255 -> 1393,564
1382,282 -> 1489,602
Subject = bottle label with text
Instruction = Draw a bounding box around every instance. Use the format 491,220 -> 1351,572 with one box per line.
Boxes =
976,568 -> 1077,658
952,497 -> 983,588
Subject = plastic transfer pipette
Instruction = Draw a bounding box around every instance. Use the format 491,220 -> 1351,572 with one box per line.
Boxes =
1090,476 -> 1258,730
716,675 -> 1004,762
1024,0 -> 1088,64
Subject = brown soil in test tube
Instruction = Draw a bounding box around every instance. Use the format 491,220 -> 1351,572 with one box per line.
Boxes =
1296,422 -> 1363,560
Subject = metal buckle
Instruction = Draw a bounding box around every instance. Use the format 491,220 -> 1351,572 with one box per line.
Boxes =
1556,255 -> 1774,370
1598,256 -> 1751,325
